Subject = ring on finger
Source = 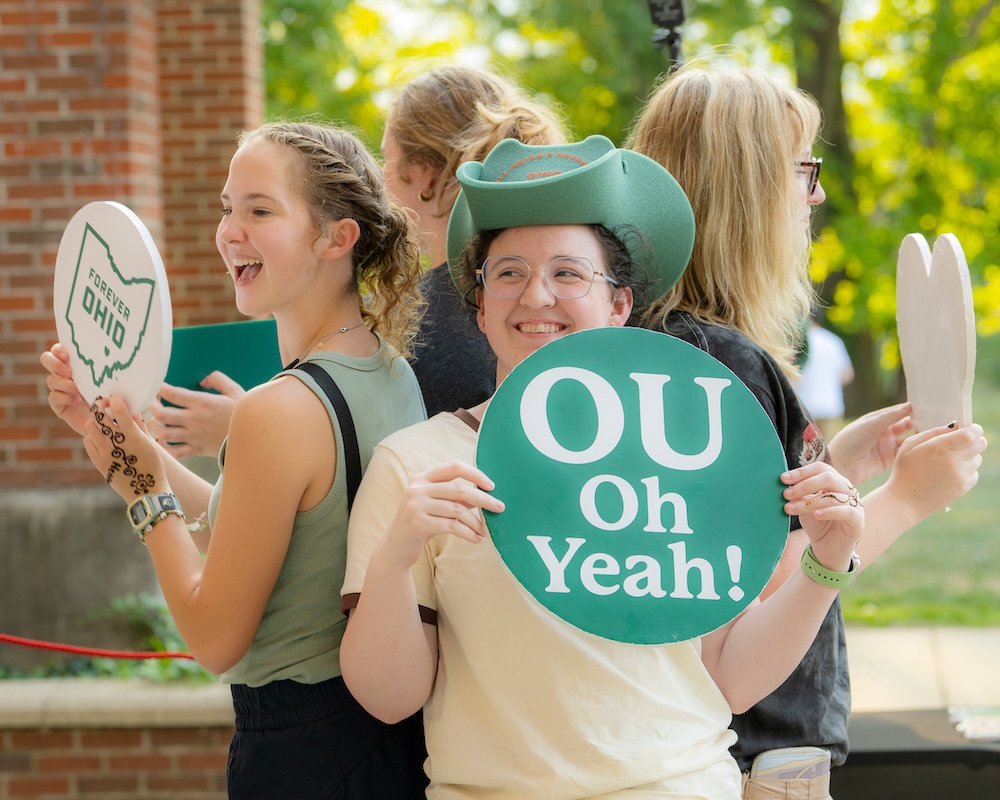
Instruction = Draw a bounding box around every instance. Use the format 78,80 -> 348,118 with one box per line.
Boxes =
820,490 -> 863,508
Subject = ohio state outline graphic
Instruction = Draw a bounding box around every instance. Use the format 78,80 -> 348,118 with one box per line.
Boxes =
63,223 -> 156,388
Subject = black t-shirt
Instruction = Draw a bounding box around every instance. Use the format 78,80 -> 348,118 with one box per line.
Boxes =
409,264 -> 497,416
661,311 -> 850,770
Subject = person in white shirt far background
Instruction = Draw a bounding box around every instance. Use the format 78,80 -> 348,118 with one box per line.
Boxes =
797,312 -> 855,439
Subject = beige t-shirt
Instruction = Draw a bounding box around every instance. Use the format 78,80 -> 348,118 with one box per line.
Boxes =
343,412 -> 741,799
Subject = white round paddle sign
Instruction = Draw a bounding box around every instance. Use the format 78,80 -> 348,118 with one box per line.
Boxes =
476,327 -> 789,645
53,201 -> 172,412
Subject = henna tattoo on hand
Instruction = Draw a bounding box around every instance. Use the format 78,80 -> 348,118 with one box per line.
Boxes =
90,397 -> 155,496
130,473 -> 156,495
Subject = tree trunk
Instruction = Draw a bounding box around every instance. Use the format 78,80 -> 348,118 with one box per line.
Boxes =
791,0 -> 887,413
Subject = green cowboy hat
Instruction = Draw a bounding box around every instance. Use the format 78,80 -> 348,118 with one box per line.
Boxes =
446,135 -> 694,304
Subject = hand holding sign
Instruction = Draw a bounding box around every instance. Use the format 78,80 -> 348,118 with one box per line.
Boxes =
53,201 -> 172,413
84,395 -> 165,501
149,319 -> 282,456
477,327 -> 790,645
896,233 -> 975,432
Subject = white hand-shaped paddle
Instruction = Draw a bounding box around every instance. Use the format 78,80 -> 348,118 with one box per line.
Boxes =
896,233 -> 975,432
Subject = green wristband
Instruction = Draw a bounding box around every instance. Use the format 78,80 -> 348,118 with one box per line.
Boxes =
800,544 -> 860,589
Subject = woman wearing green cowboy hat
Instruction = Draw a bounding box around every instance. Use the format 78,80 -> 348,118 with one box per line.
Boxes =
340,136 -> 865,799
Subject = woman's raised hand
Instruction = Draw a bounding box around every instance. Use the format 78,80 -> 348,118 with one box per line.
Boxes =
40,343 -> 92,437
883,421 -> 987,519
781,461 -> 864,570
83,395 -> 168,503
827,402 -> 913,486
381,460 -> 505,569
148,371 -> 244,458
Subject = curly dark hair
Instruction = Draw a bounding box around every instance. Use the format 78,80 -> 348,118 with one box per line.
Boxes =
453,224 -> 649,316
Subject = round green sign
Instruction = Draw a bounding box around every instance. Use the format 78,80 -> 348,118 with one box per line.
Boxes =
477,327 -> 788,644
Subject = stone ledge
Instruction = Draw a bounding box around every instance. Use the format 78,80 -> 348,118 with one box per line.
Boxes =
0,678 -> 234,728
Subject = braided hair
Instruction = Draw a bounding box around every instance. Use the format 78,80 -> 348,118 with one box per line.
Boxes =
238,122 -> 425,356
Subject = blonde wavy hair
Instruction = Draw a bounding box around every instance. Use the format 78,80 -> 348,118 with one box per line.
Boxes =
385,64 -> 569,219
238,122 -> 424,357
626,59 -> 821,376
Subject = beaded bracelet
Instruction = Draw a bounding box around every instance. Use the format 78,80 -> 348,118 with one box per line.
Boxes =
134,508 -> 185,545
186,512 -> 209,534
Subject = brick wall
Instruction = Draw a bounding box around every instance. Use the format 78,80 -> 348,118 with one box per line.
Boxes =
0,680 -> 234,800
156,0 -> 264,325
0,0 -> 263,489
0,727 -> 231,799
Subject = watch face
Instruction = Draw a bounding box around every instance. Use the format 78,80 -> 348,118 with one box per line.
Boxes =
129,500 -> 150,527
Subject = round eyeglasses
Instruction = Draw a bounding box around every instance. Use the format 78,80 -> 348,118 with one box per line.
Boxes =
797,158 -> 823,196
476,256 -> 619,300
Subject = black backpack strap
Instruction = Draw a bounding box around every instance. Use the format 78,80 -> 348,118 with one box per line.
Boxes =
289,361 -> 362,512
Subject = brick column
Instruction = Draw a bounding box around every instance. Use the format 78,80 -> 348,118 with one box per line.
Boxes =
157,0 -> 264,326
0,0 -> 263,489
0,0 -> 264,668
0,0 -> 163,488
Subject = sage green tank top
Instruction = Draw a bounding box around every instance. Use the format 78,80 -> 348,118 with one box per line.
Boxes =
208,340 -> 425,687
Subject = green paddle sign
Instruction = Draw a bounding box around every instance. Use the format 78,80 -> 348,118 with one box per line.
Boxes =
477,327 -> 788,644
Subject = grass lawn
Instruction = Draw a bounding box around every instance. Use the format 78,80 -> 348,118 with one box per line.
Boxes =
841,333 -> 1000,626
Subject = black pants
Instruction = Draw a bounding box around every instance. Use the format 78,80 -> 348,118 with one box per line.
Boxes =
228,676 -> 428,799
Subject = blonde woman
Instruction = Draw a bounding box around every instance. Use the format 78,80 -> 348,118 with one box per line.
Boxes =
629,60 -> 986,798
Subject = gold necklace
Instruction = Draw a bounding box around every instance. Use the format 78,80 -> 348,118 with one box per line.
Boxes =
312,321 -> 365,350
285,321 -> 366,369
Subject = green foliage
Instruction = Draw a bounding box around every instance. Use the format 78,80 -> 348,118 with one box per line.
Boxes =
259,0 -> 1000,406
844,592 -> 1000,627
426,0 -> 671,141
841,334 -> 1000,626
261,0 -> 395,144
830,0 -> 1000,348
261,1 -> 672,145
0,594 -> 213,683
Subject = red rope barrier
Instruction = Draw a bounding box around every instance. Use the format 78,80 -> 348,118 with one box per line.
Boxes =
0,633 -> 195,660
